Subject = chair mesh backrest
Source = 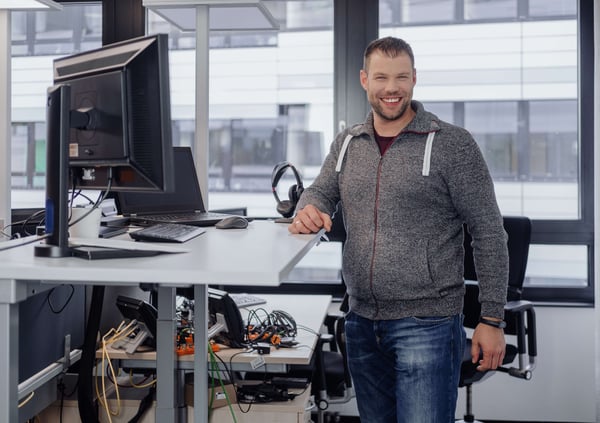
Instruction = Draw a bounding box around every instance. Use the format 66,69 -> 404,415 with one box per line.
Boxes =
462,216 -> 532,330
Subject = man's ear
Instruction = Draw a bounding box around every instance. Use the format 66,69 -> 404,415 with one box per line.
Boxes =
360,69 -> 368,90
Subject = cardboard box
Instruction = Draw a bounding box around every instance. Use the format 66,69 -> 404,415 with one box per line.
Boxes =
185,381 -> 237,409
200,387 -> 313,423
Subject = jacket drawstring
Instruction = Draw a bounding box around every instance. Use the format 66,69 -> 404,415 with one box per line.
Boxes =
336,134 -> 354,172
422,131 -> 435,176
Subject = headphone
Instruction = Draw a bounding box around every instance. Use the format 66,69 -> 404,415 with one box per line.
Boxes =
271,161 -> 304,218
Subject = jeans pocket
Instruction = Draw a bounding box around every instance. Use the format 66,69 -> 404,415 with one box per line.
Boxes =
411,315 -> 453,325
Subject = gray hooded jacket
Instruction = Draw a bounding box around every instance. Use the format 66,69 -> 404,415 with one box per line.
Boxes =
296,101 -> 508,320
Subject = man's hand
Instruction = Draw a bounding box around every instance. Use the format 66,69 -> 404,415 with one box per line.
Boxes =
471,320 -> 506,371
288,204 -> 332,234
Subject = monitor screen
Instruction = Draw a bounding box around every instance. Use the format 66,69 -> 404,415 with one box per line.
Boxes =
53,33 -> 174,192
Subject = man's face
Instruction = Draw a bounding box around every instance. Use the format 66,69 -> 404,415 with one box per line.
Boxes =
360,51 -> 416,123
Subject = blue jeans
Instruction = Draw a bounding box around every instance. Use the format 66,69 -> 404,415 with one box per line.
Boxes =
345,312 -> 465,423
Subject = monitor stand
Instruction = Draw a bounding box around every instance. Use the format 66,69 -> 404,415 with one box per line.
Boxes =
34,85 -> 72,258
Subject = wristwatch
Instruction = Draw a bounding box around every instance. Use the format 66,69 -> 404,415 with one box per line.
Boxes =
479,316 -> 507,329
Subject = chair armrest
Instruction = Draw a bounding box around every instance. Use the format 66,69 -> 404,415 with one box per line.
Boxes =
501,300 -> 537,379
505,299 -> 534,313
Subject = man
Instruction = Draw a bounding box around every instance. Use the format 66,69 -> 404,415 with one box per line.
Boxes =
288,36 -> 509,422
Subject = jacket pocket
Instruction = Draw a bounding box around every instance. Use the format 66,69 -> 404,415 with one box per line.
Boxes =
371,236 -> 440,301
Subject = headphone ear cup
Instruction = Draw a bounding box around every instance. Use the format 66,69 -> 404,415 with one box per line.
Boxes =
296,185 -> 304,202
276,200 -> 295,218
288,184 -> 299,204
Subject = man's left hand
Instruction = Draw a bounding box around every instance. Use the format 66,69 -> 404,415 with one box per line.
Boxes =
471,322 -> 506,371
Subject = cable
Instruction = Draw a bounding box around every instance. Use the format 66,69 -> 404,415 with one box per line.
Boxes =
77,285 -> 104,423
20,209 -> 46,236
0,233 -> 51,252
18,391 -> 35,408
56,376 -> 78,423
96,319 -> 140,423
246,308 -> 298,345
46,285 -> 75,314
208,345 -> 238,423
68,168 -> 113,228
127,385 -> 155,423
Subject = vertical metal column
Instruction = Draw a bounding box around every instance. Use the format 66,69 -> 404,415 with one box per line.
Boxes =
195,5 -> 210,210
193,284 -> 209,423
0,298 -> 19,422
156,286 -> 177,422
0,10 -> 11,232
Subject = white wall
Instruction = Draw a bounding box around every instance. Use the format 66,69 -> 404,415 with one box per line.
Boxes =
456,307 -> 596,422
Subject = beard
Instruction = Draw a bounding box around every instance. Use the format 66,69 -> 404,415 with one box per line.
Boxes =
370,96 -> 411,122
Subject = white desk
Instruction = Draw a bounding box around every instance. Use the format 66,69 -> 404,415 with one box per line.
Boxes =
0,220 -> 323,423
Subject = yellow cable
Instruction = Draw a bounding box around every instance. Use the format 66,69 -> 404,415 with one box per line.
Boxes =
95,320 -> 139,422
18,391 -> 34,408
128,370 -> 157,389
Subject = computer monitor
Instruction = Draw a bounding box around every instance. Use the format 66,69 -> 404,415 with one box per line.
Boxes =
35,34 -> 174,257
55,33 -> 174,192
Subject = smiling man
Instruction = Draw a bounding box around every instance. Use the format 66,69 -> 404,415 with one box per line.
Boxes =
287,36 -> 509,423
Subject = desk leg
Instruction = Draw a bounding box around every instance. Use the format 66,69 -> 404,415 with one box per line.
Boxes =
0,302 -> 18,422
193,284 -> 208,423
156,287 -> 177,422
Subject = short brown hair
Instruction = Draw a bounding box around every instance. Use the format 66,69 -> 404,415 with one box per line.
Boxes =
363,36 -> 415,71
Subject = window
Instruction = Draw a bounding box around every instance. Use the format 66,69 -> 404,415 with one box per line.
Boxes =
465,102 -> 519,180
11,5 -> 101,56
147,2 -> 335,219
380,0 -> 589,302
464,0 -> 517,20
10,4 -> 102,209
148,2 -> 337,284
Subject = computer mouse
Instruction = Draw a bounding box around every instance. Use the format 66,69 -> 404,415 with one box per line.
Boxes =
215,216 -> 249,230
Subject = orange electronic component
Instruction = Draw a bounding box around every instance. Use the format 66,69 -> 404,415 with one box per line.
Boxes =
176,345 -> 195,356
176,332 -> 196,356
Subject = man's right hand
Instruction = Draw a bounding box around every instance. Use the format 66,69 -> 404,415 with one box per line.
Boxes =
288,204 -> 332,234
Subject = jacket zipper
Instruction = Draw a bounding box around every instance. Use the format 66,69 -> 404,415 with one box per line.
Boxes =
369,157 -> 384,318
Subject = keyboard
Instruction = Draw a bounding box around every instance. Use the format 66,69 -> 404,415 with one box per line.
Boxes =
229,293 -> 267,308
129,223 -> 206,243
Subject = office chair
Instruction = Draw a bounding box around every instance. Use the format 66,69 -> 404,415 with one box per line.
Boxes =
307,204 -> 354,423
309,304 -> 353,423
458,216 -> 537,423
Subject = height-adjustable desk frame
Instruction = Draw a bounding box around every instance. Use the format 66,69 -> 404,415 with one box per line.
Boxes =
0,220 -> 322,423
